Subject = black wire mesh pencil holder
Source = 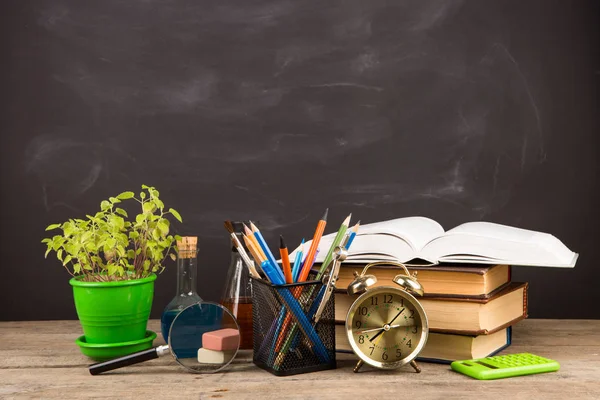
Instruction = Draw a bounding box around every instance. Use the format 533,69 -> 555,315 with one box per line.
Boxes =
251,275 -> 336,376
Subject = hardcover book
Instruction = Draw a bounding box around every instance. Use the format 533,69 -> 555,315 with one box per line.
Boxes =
328,263 -> 511,299
335,325 -> 512,364
334,282 -> 528,335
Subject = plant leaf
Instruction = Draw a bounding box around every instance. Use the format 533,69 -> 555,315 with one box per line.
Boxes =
117,191 -> 135,200
105,238 -> 117,249
157,220 -> 169,236
143,202 -> 155,213
169,208 -> 183,223
169,253 -> 177,261
46,223 -> 62,231
100,200 -> 111,211
115,208 -> 128,217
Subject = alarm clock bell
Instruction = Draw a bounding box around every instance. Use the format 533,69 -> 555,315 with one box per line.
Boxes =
347,262 -> 424,297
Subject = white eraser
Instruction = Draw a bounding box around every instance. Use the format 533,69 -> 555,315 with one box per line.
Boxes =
197,347 -> 236,364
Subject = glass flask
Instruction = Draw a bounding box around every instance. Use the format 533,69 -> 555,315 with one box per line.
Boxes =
220,221 -> 253,349
160,236 -> 202,341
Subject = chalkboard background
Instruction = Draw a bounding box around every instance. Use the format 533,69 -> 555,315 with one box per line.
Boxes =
1,0 -> 598,321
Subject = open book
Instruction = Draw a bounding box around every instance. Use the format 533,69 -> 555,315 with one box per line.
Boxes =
304,217 -> 578,268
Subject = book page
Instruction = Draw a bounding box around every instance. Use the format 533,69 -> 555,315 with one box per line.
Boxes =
358,216 -> 445,251
446,222 -> 575,262
422,221 -> 577,267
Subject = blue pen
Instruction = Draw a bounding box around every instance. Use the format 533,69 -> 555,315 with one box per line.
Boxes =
291,239 -> 305,283
251,223 -> 285,283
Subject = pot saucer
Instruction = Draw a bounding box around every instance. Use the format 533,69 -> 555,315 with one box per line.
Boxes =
75,330 -> 157,361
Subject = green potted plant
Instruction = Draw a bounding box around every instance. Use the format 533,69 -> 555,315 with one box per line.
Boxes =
42,185 -> 182,359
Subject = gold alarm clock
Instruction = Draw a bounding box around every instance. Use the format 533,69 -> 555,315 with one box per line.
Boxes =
345,262 -> 429,373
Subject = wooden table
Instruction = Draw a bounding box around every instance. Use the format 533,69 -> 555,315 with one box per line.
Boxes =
1,319 -> 599,399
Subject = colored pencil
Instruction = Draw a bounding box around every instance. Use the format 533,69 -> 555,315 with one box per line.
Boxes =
224,221 -> 260,279
297,209 -> 328,282
345,220 -> 360,249
291,239 -> 304,283
244,235 -> 266,265
317,213 -> 351,278
279,235 -> 293,284
251,222 -> 285,283
244,223 -> 267,260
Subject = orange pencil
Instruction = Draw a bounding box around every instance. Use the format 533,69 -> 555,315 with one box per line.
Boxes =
279,235 -> 293,284
297,208 -> 328,282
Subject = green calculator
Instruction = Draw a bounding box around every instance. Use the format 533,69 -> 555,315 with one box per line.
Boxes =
451,353 -> 560,380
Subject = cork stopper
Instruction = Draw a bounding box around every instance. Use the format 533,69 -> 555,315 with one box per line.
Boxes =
177,236 -> 198,259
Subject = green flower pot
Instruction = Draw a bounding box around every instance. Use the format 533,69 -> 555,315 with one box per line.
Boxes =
70,274 -> 157,344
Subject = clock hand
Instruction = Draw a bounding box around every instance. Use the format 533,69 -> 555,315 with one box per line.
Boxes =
387,308 -> 405,325
365,322 -> 408,338
360,327 -> 385,334
369,329 -> 385,342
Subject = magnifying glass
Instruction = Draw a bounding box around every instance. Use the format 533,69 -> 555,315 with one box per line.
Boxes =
89,302 -> 240,375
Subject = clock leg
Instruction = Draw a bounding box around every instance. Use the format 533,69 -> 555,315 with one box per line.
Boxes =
353,360 -> 364,373
410,360 -> 421,373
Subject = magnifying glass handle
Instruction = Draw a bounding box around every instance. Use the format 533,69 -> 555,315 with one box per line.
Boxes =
89,345 -> 169,375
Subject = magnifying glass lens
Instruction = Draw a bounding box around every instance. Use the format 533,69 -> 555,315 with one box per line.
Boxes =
169,302 -> 240,373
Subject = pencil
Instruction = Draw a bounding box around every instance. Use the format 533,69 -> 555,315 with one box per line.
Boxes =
279,235 -> 293,284
318,213 -> 351,278
297,208 -> 328,282
244,223 -> 267,260
251,222 -> 285,283
224,221 -> 260,279
244,235 -> 265,264
345,220 -> 360,249
291,239 -> 304,283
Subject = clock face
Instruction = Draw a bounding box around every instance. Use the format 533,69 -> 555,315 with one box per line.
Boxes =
346,286 -> 428,369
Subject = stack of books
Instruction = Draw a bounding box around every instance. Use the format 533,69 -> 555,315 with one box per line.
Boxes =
304,216 -> 577,363
332,263 -> 526,362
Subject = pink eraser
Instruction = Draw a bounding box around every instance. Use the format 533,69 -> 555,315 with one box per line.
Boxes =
202,328 -> 240,351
